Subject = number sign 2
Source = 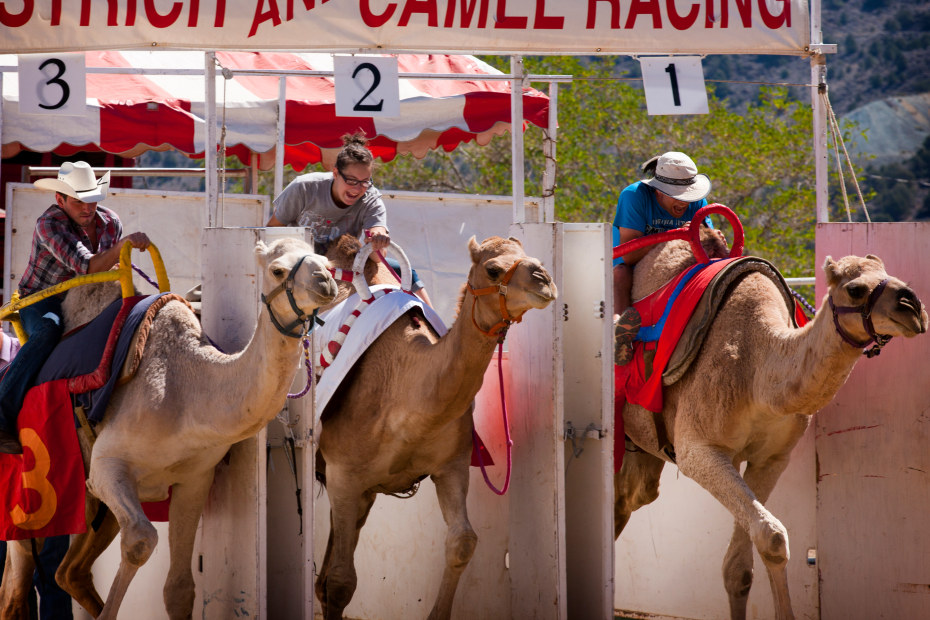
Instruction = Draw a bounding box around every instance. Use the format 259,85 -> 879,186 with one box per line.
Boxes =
334,55 -> 400,119
640,56 -> 709,116
18,53 -> 86,116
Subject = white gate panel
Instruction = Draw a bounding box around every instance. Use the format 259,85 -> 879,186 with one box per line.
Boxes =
4,184 -> 266,303
561,223 -> 614,619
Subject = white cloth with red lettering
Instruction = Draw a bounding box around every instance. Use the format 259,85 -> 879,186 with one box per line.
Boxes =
312,284 -> 447,421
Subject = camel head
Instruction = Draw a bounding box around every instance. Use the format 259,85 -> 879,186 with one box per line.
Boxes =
256,238 -> 338,335
824,254 -> 928,350
464,235 -> 557,338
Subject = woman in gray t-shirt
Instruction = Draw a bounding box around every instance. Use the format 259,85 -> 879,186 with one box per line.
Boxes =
266,133 -> 431,305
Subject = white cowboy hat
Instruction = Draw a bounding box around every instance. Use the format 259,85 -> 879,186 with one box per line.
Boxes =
641,151 -> 711,203
34,161 -> 110,203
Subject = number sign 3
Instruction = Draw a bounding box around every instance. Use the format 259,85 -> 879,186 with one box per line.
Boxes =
334,55 -> 400,119
18,53 -> 86,116
640,56 -> 709,116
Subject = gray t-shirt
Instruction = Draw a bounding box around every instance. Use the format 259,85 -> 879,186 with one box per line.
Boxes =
272,171 -> 388,253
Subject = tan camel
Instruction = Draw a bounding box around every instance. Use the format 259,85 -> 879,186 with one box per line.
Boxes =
615,240 -> 928,620
0,237 -> 337,620
315,234 -> 557,620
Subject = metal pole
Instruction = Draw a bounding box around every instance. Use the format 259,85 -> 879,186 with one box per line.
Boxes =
275,77 -> 287,201
542,82 -> 559,223
810,0 -> 829,223
205,52 -> 218,228
510,55 -> 526,224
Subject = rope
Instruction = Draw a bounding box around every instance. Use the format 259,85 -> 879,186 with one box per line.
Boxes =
287,336 -> 315,399
819,88 -> 871,223
472,341 -> 513,496
789,287 -> 817,320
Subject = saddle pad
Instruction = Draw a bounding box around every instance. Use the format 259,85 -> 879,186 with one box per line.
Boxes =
313,285 -> 447,421
0,379 -> 85,540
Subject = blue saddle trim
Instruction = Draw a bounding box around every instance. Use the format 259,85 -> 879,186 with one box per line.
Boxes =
637,262 -> 711,343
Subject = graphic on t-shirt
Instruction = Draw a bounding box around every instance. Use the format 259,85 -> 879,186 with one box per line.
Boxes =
297,211 -> 342,252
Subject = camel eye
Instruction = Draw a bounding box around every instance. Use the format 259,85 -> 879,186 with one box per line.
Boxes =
272,267 -> 286,279
486,265 -> 503,279
845,282 -> 867,299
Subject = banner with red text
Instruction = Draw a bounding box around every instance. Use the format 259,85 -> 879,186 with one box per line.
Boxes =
0,0 -> 810,56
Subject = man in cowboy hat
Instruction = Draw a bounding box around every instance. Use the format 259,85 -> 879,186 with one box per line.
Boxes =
611,151 -> 713,366
0,161 -> 150,453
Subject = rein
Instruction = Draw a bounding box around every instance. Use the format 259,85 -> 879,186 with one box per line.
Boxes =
261,254 -> 320,338
466,258 -> 526,494
829,278 -> 891,358
466,258 -> 524,342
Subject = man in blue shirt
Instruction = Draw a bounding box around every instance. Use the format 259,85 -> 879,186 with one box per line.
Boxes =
612,151 -> 712,365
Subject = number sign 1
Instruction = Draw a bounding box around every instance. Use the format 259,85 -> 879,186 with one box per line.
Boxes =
639,56 -> 709,116
18,53 -> 86,117
334,55 -> 400,119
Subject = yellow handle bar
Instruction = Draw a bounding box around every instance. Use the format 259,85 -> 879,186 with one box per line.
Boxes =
0,242 -> 169,344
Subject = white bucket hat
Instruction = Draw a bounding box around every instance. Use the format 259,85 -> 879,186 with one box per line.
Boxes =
641,151 -> 711,203
34,161 -> 110,203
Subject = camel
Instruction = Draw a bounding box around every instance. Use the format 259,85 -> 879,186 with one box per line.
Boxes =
0,237 -> 337,619
614,239 -> 928,620
314,234 -> 557,620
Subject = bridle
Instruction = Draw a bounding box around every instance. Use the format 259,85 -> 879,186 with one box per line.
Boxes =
466,258 -> 524,342
261,254 -> 321,338
828,278 -> 891,358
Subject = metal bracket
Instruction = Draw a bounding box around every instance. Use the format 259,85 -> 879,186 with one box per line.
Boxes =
564,421 -> 606,460
807,43 -> 837,55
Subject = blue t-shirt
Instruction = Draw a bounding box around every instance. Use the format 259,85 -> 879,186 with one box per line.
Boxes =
612,181 -> 709,266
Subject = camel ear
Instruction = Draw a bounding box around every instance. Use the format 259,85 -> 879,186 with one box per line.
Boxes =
468,235 -> 481,262
865,253 -> 884,268
823,255 -> 841,287
255,240 -> 270,262
508,236 -> 523,248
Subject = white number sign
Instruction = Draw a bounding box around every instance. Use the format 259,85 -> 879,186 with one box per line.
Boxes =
18,53 -> 86,116
334,55 -> 400,119
640,56 -> 709,116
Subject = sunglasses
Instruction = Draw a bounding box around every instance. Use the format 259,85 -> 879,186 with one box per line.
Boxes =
337,169 -> 374,188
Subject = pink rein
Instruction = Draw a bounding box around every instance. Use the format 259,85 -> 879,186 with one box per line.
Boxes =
612,203 -> 745,263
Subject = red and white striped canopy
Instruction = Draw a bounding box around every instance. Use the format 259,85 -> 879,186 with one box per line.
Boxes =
1,52 -> 549,171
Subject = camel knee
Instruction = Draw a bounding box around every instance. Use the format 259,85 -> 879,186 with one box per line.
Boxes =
446,528 -> 477,570
750,515 -> 789,567
121,520 -> 158,567
318,566 -> 357,619
722,550 -> 754,600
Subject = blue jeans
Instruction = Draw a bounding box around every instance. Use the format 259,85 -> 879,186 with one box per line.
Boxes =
0,297 -> 63,434
0,536 -> 73,620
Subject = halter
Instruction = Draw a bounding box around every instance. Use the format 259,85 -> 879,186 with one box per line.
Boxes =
828,278 -> 891,358
261,254 -> 321,338
466,258 -> 524,342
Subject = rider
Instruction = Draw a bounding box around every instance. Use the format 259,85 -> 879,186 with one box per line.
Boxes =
0,161 -> 150,454
266,132 -> 433,307
612,151 -> 712,366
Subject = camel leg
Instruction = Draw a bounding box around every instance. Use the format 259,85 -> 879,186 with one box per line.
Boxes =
721,456 -> 795,620
86,458 -> 159,620
316,482 -> 376,620
57,494 -> 120,616
674,442 -> 794,620
614,448 -> 666,539
427,464 -> 477,620
0,540 -> 37,620
164,473 -> 214,620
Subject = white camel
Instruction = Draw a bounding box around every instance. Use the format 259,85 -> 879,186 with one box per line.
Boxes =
0,237 -> 336,619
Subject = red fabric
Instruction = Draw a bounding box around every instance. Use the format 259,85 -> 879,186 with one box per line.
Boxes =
0,380 -> 86,540
470,431 -> 494,467
142,489 -> 171,522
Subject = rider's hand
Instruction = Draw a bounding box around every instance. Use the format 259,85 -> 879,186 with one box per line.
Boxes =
365,227 -> 390,252
123,232 -> 151,251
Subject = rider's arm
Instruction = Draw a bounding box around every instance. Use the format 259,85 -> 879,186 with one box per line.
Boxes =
87,233 -> 151,274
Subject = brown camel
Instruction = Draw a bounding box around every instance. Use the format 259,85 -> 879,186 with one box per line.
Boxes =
0,237 -> 337,620
315,234 -> 557,620
615,240 -> 928,620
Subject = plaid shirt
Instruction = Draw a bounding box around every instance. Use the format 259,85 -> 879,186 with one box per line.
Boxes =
18,204 -> 122,297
